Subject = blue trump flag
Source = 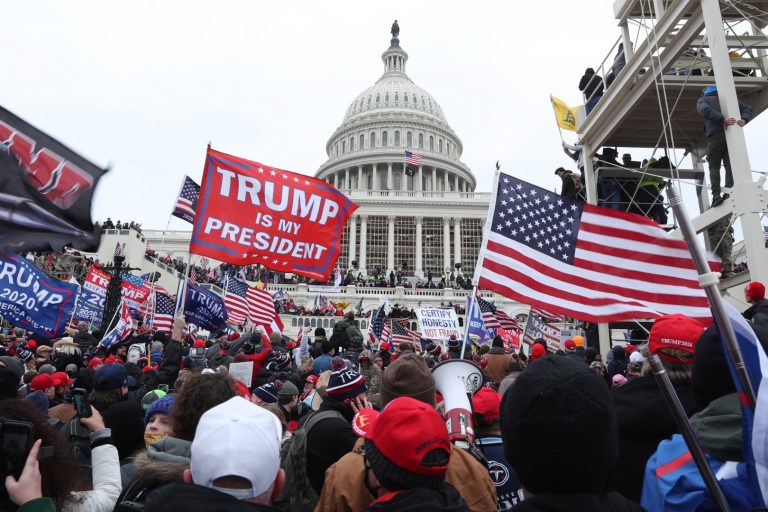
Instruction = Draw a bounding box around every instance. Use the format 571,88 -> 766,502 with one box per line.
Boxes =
0,254 -> 79,338
73,288 -> 105,325
176,281 -> 228,332
465,295 -> 493,343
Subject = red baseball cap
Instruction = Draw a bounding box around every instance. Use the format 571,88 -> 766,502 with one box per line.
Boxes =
30,374 -> 55,391
363,396 -> 450,478
746,281 -> 765,301
564,339 -> 576,350
193,339 -> 206,348
88,357 -> 103,369
648,314 -> 704,363
305,374 -> 319,385
51,371 -> 74,387
352,408 -> 379,437
26,341 -> 37,351
471,387 -> 501,423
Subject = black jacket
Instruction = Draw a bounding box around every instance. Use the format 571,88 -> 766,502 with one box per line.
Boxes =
512,492 -> 645,511
306,399 -> 357,494
578,68 -> 604,98
366,484 -> 470,511
607,376 -> 696,501
744,299 -> 768,330
145,482 -> 281,511
559,172 -> 578,199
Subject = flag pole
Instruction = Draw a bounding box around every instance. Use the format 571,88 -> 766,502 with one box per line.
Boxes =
68,284 -> 82,329
460,289 -> 477,359
649,354 -> 732,512
667,185 -> 756,408
549,94 -> 566,143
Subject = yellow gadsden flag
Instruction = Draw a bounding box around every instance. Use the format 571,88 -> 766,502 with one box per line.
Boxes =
550,95 -> 578,132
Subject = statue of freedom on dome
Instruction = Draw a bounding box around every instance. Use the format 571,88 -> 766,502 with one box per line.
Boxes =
391,20 -> 400,38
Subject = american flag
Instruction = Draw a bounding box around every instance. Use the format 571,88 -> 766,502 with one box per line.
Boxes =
390,320 -> 419,348
380,319 -> 392,351
369,305 -> 386,345
223,277 -> 283,334
522,311 -> 562,352
763,225 -> 768,241
248,285 -> 284,335
404,151 -> 421,176
476,173 -> 716,323
152,292 -> 175,333
529,306 -> 566,322
172,175 -> 200,224
223,276 -> 249,325
114,242 -> 125,257
475,295 -> 519,331
189,268 -> 198,284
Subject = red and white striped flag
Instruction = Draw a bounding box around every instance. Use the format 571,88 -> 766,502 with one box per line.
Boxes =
247,285 -> 284,335
477,173 -> 717,323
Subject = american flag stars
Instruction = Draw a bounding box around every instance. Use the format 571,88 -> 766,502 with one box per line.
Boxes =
491,176 -> 581,264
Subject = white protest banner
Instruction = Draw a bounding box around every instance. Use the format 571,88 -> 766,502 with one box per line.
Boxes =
307,285 -> 342,294
416,307 -> 461,341
228,361 -> 254,388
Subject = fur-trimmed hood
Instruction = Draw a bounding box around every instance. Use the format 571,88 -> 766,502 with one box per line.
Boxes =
133,436 -> 192,485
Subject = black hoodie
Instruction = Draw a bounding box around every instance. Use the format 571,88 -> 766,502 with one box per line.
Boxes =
512,492 -> 644,512
145,482 -> 280,512
606,375 -> 695,501
366,484 -> 470,512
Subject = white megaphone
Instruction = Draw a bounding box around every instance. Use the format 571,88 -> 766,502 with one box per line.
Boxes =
431,359 -> 484,448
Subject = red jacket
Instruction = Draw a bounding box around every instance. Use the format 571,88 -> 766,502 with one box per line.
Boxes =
233,336 -> 272,383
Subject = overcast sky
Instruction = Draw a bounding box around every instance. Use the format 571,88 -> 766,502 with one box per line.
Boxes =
3,1 -> 767,234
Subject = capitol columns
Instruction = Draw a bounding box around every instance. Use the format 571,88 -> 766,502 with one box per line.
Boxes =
387,215 -> 396,272
401,165 -> 407,192
432,167 -> 438,192
387,163 -> 393,190
415,216 -> 423,277
345,168 -> 351,190
348,215 -> 357,269
453,217 -> 462,269
359,215 -> 368,275
372,164 -> 379,191
417,165 -> 423,193
357,165 -> 363,189
442,217 -> 450,271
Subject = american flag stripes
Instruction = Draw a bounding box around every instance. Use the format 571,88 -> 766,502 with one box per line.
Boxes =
369,305 -> 386,345
380,320 -> 392,350
222,277 -> 284,334
475,295 -> 521,330
223,277 -> 250,325
114,242 -> 126,257
172,176 -> 200,224
476,173 -> 716,323
404,151 -> 421,177
152,292 -> 175,333
529,307 -> 565,322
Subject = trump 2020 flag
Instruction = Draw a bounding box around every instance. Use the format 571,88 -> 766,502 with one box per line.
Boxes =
99,301 -> 134,349
0,254 -> 80,338
475,172 -> 716,324
172,175 -> 200,224
465,295 -> 491,343
190,147 -> 358,281
0,106 -> 106,253
176,280 -> 228,332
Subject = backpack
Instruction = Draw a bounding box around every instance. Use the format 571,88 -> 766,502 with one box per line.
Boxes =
276,410 -> 344,512
571,173 -> 583,192
345,325 -> 364,351
330,322 -> 350,350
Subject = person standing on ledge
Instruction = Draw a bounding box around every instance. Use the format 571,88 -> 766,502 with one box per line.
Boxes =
696,86 -> 752,208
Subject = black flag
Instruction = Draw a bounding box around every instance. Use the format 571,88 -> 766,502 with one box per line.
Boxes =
0,106 -> 107,253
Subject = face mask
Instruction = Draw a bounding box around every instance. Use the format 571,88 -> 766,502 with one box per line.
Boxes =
211,485 -> 254,501
144,432 -> 166,447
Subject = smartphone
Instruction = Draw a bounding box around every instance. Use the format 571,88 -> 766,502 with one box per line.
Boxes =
158,384 -> 169,393
0,419 -> 34,480
72,388 -> 92,418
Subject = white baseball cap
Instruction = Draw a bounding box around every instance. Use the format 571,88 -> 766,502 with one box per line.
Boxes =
191,397 -> 282,498
629,351 -> 645,364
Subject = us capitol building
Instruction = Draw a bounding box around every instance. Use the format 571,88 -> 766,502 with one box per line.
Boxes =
315,24 -> 490,279
96,24 -> 518,319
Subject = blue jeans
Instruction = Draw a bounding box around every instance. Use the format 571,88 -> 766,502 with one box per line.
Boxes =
586,95 -> 602,115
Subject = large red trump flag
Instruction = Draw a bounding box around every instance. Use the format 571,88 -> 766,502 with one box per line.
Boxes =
190,147 -> 358,281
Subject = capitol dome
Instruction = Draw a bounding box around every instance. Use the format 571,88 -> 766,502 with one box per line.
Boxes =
314,23 -> 489,284
316,27 -> 474,192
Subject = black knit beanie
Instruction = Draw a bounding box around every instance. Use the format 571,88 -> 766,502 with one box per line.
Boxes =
492,335 -> 504,349
500,356 -> 618,495
692,322 -> 768,412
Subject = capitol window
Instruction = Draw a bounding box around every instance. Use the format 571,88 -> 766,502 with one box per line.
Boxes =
370,132 -> 376,147
342,140 -> 346,153
404,93 -> 408,103
406,131 -> 412,147
350,137 -> 355,151
394,130 -> 400,146
447,142 -> 451,155
376,94 -> 380,104
360,134 -> 365,149
439,139 -> 443,153
382,131 -> 388,147
429,136 -> 434,151
418,133 -> 424,149
421,97 -> 425,107
368,95 -> 372,105
385,92 -> 389,102
395,93 -> 399,102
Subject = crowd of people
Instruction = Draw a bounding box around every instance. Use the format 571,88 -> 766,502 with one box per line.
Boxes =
100,219 -> 143,234
0,280 -> 766,511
